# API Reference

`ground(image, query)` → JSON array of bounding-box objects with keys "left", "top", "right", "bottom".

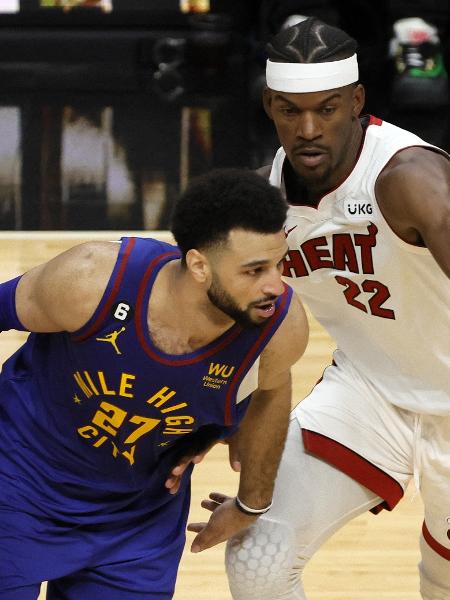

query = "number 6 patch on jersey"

[{"left": 112, "top": 301, "right": 134, "bottom": 323}]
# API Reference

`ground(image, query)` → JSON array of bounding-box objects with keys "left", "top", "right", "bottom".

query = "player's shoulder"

[
  {"left": 51, "top": 240, "right": 120, "bottom": 284},
  {"left": 59, "top": 239, "right": 121, "bottom": 264},
  {"left": 378, "top": 146, "right": 449, "bottom": 192},
  {"left": 48, "top": 240, "right": 121, "bottom": 302}
]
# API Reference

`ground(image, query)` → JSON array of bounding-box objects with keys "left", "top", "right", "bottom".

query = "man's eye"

[{"left": 280, "top": 107, "right": 296, "bottom": 116}]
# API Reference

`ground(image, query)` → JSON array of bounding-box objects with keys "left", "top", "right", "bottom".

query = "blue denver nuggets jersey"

[{"left": 0, "top": 237, "right": 292, "bottom": 526}]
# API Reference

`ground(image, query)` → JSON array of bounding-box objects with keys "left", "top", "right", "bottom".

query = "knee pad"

[{"left": 226, "top": 517, "right": 303, "bottom": 600}]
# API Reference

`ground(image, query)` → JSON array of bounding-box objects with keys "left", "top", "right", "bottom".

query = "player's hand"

[
  {"left": 187, "top": 492, "right": 257, "bottom": 553},
  {"left": 165, "top": 449, "right": 210, "bottom": 495}
]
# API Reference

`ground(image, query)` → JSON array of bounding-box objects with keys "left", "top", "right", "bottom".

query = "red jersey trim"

[
  {"left": 368, "top": 115, "right": 383, "bottom": 126},
  {"left": 136, "top": 253, "right": 243, "bottom": 366},
  {"left": 302, "top": 429, "right": 404, "bottom": 513},
  {"left": 224, "top": 284, "right": 291, "bottom": 425},
  {"left": 71, "top": 237, "right": 136, "bottom": 342},
  {"left": 422, "top": 522, "right": 450, "bottom": 561}
]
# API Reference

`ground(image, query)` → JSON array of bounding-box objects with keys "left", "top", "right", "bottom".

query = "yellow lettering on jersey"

[
  {"left": 74, "top": 372, "right": 94, "bottom": 398},
  {"left": 124, "top": 415, "right": 161, "bottom": 444},
  {"left": 92, "top": 401, "right": 127, "bottom": 436},
  {"left": 98, "top": 371, "right": 116, "bottom": 395},
  {"left": 122, "top": 445, "right": 136, "bottom": 465},
  {"left": 83, "top": 371, "right": 100, "bottom": 395},
  {"left": 93, "top": 435, "right": 108, "bottom": 448},
  {"left": 208, "top": 363, "right": 235, "bottom": 378},
  {"left": 163, "top": 427, "right": 194, "bottom": 435},
  {"left": 78, "top": 424, "right": 98, "bottom": 438},
  {"left": 119, "top": 373, "right": 135, "bottom": 398},
  {"left": 111, "top": 441, "right": 119, "bottom": 457},
  {"left": 164, "top": 416, "right": 195, "bottom": 426},
  {"left": 160, "top": 402, "right": 188, "bottom": 414},
  {"left": 146, "top": 386, "right": 177, "bottom": 407}
]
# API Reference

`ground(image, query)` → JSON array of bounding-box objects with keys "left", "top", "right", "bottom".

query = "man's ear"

[
  {"left": 185, "top": 249, "right": 210, "bottom": 283},
  {"left": 352, "top": 83, "right": 366, "bottom": 118},
  {"left": 262, "top": 87, "right": 274, "bottom": 121}
]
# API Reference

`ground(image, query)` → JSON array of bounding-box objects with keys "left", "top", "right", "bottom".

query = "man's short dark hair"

[
  {"left": 171, "top": 168, "right": 287, "bottom": 258},
  {"left": 267, "top": 17, "right": 358, "bottom": 63}
]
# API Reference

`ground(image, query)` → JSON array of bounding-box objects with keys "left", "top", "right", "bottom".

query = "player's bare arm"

[
  {"left": 235, "top": 291, "right": 308, "bottom": 507},
  {"left": 375, "top": 147, "right": 450, "bottom": 278},
  {"left": 15, "top": 241, "right": 120, "bottom": 332},
  {"left": 187, "top": 291, "right": 308, "bottom": 552}
]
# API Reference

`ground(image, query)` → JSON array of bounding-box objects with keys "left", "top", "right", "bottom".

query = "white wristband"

[{"left": 235, "top": 496, "right": 273, "bottom": 515}]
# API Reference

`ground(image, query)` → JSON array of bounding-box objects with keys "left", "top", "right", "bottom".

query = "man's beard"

[
  {"left": 207, "top": 275, "right": 265, "bottom": 329},
  {"left": 294, "top": 160, "right": 333, "bottom": 192}
]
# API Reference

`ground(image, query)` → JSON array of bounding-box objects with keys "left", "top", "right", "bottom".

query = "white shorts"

[{"left": 294, "top": 350, "right": 450, "bottom": 554}]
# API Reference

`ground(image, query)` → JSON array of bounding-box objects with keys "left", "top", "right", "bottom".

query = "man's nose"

[
  {"left": 261, "top": 269, "right": 285, "bottom": 297},
  {"left": 296, "top": 112, "right": 321, "bottom": 140}
]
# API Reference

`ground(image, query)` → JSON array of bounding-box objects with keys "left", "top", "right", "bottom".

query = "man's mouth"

[
  {"left": 293, "top": 146, "right": 327, "bottom": 168},
  {"left": 252, "top": 301, "right": 276, "bottom": 318}
]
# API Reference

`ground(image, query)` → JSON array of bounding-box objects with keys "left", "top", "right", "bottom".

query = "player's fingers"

[
  {"left": 168, "top": 481, "right": 181, "bottom": 495},
  {"left": 164, "top": 475, "right": 181, "bottom": 492},
  {"left": 200, "top": 499, "right": 221, "bottom": 511},
  {"left": 190, "top": 530, "right": 208, "bottom": 553},
  {"left": 170, "top": 461, "right": 189, "bottom": 477},
  {"left": 165, "top": 473, "right": 178, "bottom": 484},
  {"left": 191, "top": 451, "right": 207, "bottom": 465},
  {"left": 190, "top": 527, "right": 224, "bottom": 553},
  {"left": 209, "top": 492, "right": 231, "bottom": 504},
  {"left": 187, "top": 522, "right": 207, "bottom": 533},
  {"left": 164, "top": 472, "right": 180, "bottom": 485}
]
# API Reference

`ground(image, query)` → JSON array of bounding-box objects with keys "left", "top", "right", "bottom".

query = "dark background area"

[{"left": 0, "top": 0, "right": 448, "bottom": 231}]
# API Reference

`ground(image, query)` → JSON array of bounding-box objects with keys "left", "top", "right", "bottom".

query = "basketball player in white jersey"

[{"left": 195, "top": 17, "right": 450, "bottom": 600}]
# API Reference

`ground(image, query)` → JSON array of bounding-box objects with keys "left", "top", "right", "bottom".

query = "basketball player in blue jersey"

[
  {"left": 0, "top": 168, "right": 308, "bottom": 599},
  {"left": 209, "top": 18, "right": 450, "bottom": 600}
]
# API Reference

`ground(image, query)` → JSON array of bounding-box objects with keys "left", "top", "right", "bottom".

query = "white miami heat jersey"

[{"left": 270, "top": 116, "right": 450, "bottom": 415}]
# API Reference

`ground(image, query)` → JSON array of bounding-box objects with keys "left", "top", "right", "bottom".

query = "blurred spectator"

[
  {"left": 387, "top": 1, "right": 449, "bottom": 109},
  {"left": 255, "top": 1, "right": 449, "bottom": 110}
]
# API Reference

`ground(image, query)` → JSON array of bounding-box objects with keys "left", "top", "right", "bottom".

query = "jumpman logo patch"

[{"left": 96, "top": 327, "right": 126, "bottom": 355}]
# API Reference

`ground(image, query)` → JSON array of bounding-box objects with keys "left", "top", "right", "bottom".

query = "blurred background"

[{"left": 0, "top": 0, "right": 448, "bottom": 232}]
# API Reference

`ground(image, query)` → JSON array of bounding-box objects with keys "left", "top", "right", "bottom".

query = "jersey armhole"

[{"left": 70, "top": 237, "right": 136, "bottom": 342}]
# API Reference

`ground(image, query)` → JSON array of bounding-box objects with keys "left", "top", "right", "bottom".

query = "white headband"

[{"left": 266, "top": 54, "right": 359, "bottom": 93}]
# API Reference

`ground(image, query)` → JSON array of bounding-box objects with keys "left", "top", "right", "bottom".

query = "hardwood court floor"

[{"left": 0, "top": 234, "right": 422, "bottom": 600}]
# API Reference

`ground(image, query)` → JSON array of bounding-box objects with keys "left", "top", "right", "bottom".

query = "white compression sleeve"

[{"left": 226, "top": 417, "right": 381, "bottom": 600}]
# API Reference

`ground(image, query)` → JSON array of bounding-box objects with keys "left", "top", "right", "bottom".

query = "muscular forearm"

[
  {"left": 236, "top": 375, "right": 292, "bottom": 508},
  {"left": 186, "top": 382, "right": 292, "bottom": 554}
]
